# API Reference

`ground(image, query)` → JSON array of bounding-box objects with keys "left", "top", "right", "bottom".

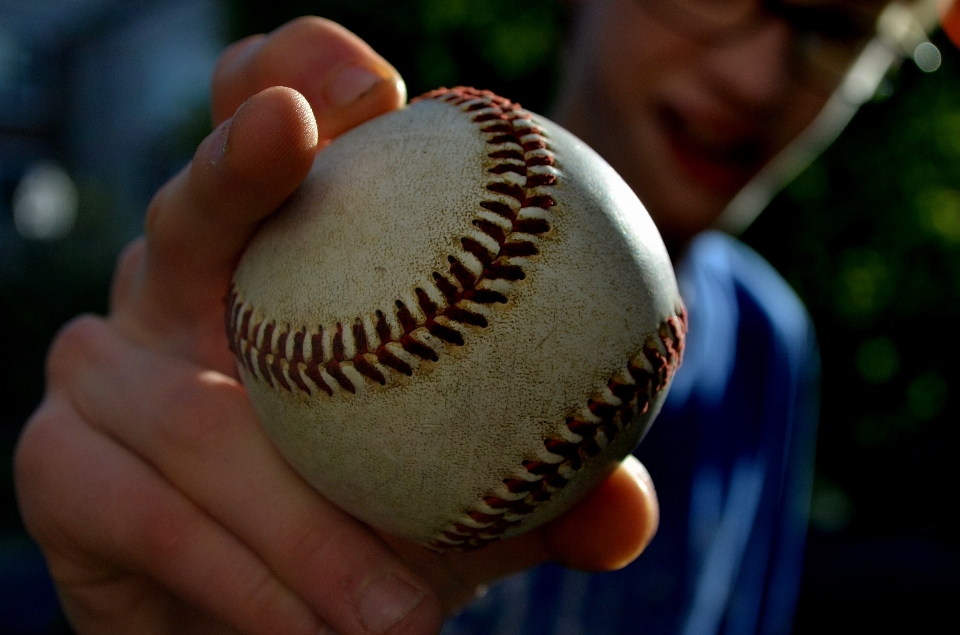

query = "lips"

[{"left": 657, "top": 103, "right": 768, "bottom": 195}]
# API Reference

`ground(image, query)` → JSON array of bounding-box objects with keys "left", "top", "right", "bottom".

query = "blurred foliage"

[
  {"left": 227, "top": 0, "right": 569, "bottom": 114},
  {"left": 742, "top": 30, "right": 960, "bottom": 546}
]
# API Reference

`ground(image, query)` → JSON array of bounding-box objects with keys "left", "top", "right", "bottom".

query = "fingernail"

[
  {"left": 356, "top": 574, "right": 426, "bottom": 634},
  {"left": 326, "top": 65, "right": 385, "bottom": 107},
  {"left": 623, "top": 455, "right": 654, "bottom": 494}
]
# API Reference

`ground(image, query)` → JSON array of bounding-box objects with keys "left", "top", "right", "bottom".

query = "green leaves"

[
  {"left": 834, "top": 248, "right": 899, "bottom": 328},
  {"left": 855, "top": 336, "right": 900, "bottom": 385},
  {"left": 743, "top": 31, "right": 960, "bottom": 539},
  {"left": 919, "top": 186, "right": 960, "bottom": 242}
]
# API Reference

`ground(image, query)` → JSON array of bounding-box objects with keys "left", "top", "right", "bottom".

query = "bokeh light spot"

[
  {"left": 810, "top": 482, "right": 854, "bottom": 533},
  {"left": 906, "top": 370, "right": 948, "bottom": 421},
  {"left": 920, "top": 187, "right": 960, "bottom": 242},
  {"left": 12, "top": 162, "right": 79, "bottom": 241},
  {"left": 855, "top": 336, "right": 900, "bottom": 384},
  {"left": 834, "top": 249, "right": 897, "bottom": 325},
  {"left": 914, "top": 42, "right": 942, "bottom": 72}
]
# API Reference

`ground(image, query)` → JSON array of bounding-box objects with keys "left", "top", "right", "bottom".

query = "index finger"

[
  {"left": 110, "top": 86, "right": 319, "bottom": 369},
  {"left": 211, "top": 17, "right": 406, "bottom": 136},
  {"left": 112, "top": 21, "right": 406, "bottom": 367}
]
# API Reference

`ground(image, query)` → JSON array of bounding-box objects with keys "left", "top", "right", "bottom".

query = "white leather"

[{"left": 229, "top": 88, "right": 684, "bottom": 548}]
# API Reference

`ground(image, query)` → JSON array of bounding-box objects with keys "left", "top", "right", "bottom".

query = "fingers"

[
  {"left": 543, "top": 455, "right": 659, "bottom": 571},
  {"left": 377, "top": 456, "right": 659, "bottom": 612},
  {"left": 456, "top": 456, "right": 658, "bottom": 577},
  {"left": 51, "top": 315, "right": 444, "bottom": 635},
  {"left": 115, "top": 16, "right": 408, "bottom": 368},
  {"left": 16, "top": 394, "right": 321, "bottom": 635},
  {"left": 26, "top": 312, "right": 657, "bottom": 626},
  {"left": 211, "top": 17, "right": 406, "bottom": 138},
  {"left": 111, "top": 86, "right": 318, "bottom": 369}
]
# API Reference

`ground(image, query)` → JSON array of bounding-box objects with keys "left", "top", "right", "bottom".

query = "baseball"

[{"left": 227, "top": 87, "right": 686, "bottom": 550}]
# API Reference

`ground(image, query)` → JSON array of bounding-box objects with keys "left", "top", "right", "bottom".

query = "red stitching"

[
  {"left": 430, "top": 306, "right": 686, "bottom": 551},
  {"left": 227, "top": 87, "right": 555, "bottom": 400},
  {"left": 226, "top": 87, "right": 687, "bottom": 549}
]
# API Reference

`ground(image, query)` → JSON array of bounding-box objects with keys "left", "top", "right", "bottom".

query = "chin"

[{"left": 638, "top": 168, "right": 733, "bottom": 250}]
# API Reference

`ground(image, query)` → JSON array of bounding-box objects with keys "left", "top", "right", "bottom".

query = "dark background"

[{"left": 1, "top": 0, "right": 958, "bottom": 632}]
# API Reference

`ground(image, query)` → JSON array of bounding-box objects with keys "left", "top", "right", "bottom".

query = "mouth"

[{"left": 657, "top": 104, "right": 767, "bottom": 195}]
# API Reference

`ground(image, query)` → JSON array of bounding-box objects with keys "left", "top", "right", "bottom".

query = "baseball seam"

[
  {"left": 226, "top": 86, "right": 687, "bottom": 549},
  {"left": 431, "top": 308, "right": 685, "bottom": 550},
  {"left": 227, "top": 87, "right": 554, "bottom": 397}
]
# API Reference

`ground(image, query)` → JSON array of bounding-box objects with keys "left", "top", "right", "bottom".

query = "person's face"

[{"left": 556, "top": 0, "right": 888, "bottom": 249}]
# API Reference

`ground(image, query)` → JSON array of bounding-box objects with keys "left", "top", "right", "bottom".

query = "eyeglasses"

[{"left": 639, "top": 0, "right": 888, "bottom": 90}]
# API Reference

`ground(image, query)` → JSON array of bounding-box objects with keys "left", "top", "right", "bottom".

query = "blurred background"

[{"left": 0, "top": 0, "right": 957, "bottom": 633}]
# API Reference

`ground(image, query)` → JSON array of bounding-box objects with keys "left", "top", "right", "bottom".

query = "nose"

[{"left": 698, "top": 19, "right": 795, "bottom": 110}]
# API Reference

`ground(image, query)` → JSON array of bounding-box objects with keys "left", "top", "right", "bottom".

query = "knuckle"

[
  {"left": 13, "top": 408, "right": 56, "bottom": 514},
  {"left": 134, "top": 491, "right": 203, "bottom": 563},
  {"left": 115, "top": 235, "right": 146, "bottom": 273},
  {"left": 134, "top": 495, "right": 316, "bottom": 635},
  {"left": 14, "top": 398, "right": 81, "bottom": 538},
  {"left": 143, "top": 169, "right": 194, "bottom": 256},
  {"left": 144, "top": 179, "right": 167, "bottom": 234},
  {"left": 284, "top": 519, "right": 349, "bottom": 579},
  {"left": 143, "top": 176, "right": 179, "bottom": 242},
  {"left": 46, "top": 315, "right": 112, "bottom": 383},
  {"left": 274, "top": 15, "right": 340, "bottom": 42},
  {"left": 232, "top": 571, "right": 312, "bottom": 635},
  {"left": 257, "top": 17, "right": 360, "bottom": 81},
  {"left": 276, "top": 510, "right": 376, "bottom": 593},
  {"left": 283, "top": 519, "right": 442, "bottom": 630},
  {"left": 110, "top": 237, "right": 146, "bottom": 307}
]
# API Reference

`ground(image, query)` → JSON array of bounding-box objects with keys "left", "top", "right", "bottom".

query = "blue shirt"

[{"left": 443, "top": 231, "right": 820, "bottom": 635}]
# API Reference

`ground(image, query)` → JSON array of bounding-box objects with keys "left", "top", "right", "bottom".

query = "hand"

[{"left": 14, "top": 17, "right": 659, "bottom": 635}]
